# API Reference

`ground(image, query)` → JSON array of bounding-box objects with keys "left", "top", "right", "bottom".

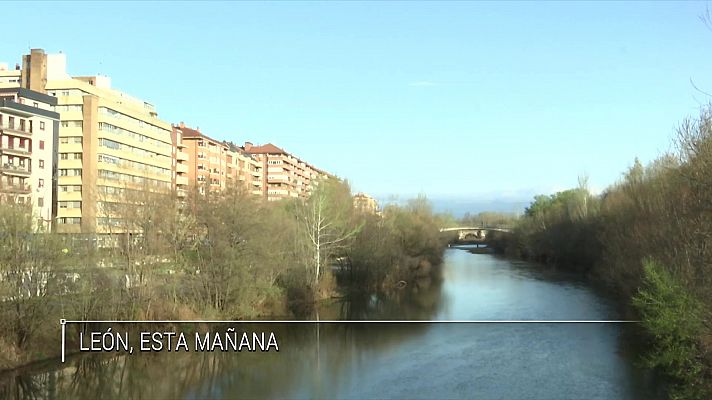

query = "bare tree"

[
  {"left": 0, "top": 201, "right": 63, "bottom": 350},
  {"left": 295, "top": 178, "right": 361, "bottom": 286}
]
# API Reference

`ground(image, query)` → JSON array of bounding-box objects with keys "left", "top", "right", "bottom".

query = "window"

[
  {"left": 40, "top": 121, "right": 45, "bottom": 130},
  {"left": 39, "top": 160, "right": 44, "bottom": 169},
  {"left": 38, "top": 179, "right": 44, "bottom": 188},
  {"left": 61, "top": 152, "right": 82, "bottom": 160},
  {"left": 33, "top": 102, "right": 38, "bottom": 108},
  {"left": 59, "top": 169, "right": 82, "bottom": 177},
  {"left": 39, "top": 140, "right": 45, "bottom": 150},
  {"left": 60, "top": 185, "right": 82, "bottom": 193},
  {"left": 59, "top": 137, "right": 82, "bottom": 144},
  {"left": 57, "top": 105, "right": 83, "bottom": 112},
  {"left": 61, "top": 121, "right": 82, "bottom": 128},
  {"left": 37, "top": 197, "right": 44, "bottom": 207}
]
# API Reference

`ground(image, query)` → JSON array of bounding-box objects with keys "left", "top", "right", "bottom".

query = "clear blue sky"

[{"left": 4, "top": 1, "right": 712, "bottom": 206}]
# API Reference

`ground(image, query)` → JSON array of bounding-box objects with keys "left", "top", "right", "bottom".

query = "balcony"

[
  {"left": 0, "top": 163, "right": 31, "bottom": 177},
  {"left": 176, "top": 176, "right": 189, "bottom": 186},
  {"left": 0, "top": 125, "right": 32, "bottom": 139},
  {"left": 0, "top": 183, "right": 31, "bottom": 194},
  {"left": 177, "top": 151, "right": 188, "bottom": 161},
  {"left": 267, "top": 175, "right": 290, "bottom": 183},
  {"left": 176, "top": 163, "right": 188, "bottom": 173},
  {"left": 176, "top": 188, "right": 188, "bottom": 197},
  {"left": 0, "top": 144, "right": 31, "bottom": 157}
]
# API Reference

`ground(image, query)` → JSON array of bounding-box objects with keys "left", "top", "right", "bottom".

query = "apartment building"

[
  {"left": 353, "top": 192, "right": 379, "bottom": 214},
  {"left": 0, "top": 63, "right": 21, "bottom": 88},
  {"left": 177, "top": 123, "right": 229, "bottom": 195},
  {"left": 5, "top": 49, "right": 332, "bottom": 231},
  {"left": 17, "top": 49, "right": 174, "bottom": 235},
  {"left": 170, "top": 126, "right": 190, "bottom": 199},
  {"left": 224, "top": 141, "right": 262, "bottom": 195},
  {"left": 245, "top": 142, "right": 326, "bottom": 201},
  {"left": 0, "top": 87, "right": 60, "bottom": 230}
]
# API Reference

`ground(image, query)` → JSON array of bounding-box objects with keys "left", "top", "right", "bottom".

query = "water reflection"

[{"left": 0, "top": 249, "right": 660, "bottom": 399}]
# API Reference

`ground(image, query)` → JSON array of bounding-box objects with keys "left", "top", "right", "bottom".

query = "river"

[{"left": 0, "top": 249, "right": 661, "bottom": 399}]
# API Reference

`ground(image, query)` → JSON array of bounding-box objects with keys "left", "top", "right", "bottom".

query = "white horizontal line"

[{"left": 62, "top": 320, "right": 639, "bottom": 324}]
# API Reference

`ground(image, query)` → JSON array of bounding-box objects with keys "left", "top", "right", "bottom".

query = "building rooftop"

[
  {"left": 174, "top": 122, "right": 228, "bottom": 147},
  {"left": 246, "top": 143, "right": 286, "bottom": 154}
]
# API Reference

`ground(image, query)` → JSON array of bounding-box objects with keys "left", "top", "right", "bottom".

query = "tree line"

[
  {"left": 497, "top": 105, "right": 712, "bottom": 399},
  {"left": 0, "top": 177, "right": 448, "bottom": 369}
]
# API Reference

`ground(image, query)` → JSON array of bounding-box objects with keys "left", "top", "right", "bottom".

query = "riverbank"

[
  {"left": 485, "top": 138, "right": 712, "bottom": 399},
  {"left": 492, "top": 227, "right": 708, "bottom": 400},
  {"left": 0, "top": 189, "right": 449, "bottom": 371},
  {"left": 0, "top": 249, "right": 661, "bottom": 399}
]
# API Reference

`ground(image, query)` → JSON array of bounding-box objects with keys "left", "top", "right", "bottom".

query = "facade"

[
  {"left": 2, "top": 48, "right": 334, "bottom": 236},
  {"left": 175, "top": 123, "right": 266, "bottom": 196},
  {"left": 245, "top": 142, "right": 326, "bottom": 201},
  {"left": 170, "top": 126, "right": 190, "bottom": 199},
  {"left": 18, "top": 49, "right": 174, "bottom": 234},
  {"left": 224, "top": 141, "right": 262, "bottom": 195},
  {"left": 0, "top": 87, "right": 60, "bottom": 230},
  {"left": 0, "top": 63, "right": 21, "bottom": 89},
  {"left": 353, "top": 192, "right": 379, "bottom": 214},
  {"left": 177, "top": 123, "right": 229, "bottom": 195}
]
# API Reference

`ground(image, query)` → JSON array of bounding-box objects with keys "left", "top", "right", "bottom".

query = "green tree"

[{"left": 633, "top": 260, "right": 709, "bottom": 400}]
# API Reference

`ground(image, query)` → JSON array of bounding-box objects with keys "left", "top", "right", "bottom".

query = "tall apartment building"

[
  {"left": 0, "top": 86, "right": 60, "bottom": 230},
  {"left": 176, "top": 123, "right": 229, "bottom": 195},
  {"left": 17, "top": 49, "right": 174, "bottom": 235},
  {"left": 176, "top": 123, "right": 267, "bottom": 196},
  {"left": 170, "top": 126, "right": 190, "bottom": 199},
  {"left": 224, "top": 141, "right": 262, "bottom": 195},
  {"left": 245, "top": 142, "right": 326, "bottom": 201}
]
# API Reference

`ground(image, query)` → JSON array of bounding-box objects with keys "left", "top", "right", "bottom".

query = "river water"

[{"left": 0, "top": 249, "right": 660, "bottom": 399}]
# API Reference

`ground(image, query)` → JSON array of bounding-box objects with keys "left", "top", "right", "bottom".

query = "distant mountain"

[
  {"left": 374, "top": 195, "right": 531, "bottom": 218},
  {"left": 429, "top": 198, "right": 529, "bottom": 218}
]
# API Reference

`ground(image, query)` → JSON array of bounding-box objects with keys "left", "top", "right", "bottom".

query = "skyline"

[{"left": 3, "top": 1, "right": 712, "bottom": 208}]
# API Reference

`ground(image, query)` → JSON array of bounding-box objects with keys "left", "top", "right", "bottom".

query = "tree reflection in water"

[{"left": 0, "top": 277, "right": 444, "bottom": 399}]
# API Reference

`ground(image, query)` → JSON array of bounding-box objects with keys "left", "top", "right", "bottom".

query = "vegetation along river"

[{"left": 0, "top": 248, "right": 662, "bottom": 399}]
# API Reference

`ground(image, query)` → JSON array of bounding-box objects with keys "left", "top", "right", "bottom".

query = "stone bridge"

[{"left": 439, "top": 226, "right": 512, "bottom": 241}]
